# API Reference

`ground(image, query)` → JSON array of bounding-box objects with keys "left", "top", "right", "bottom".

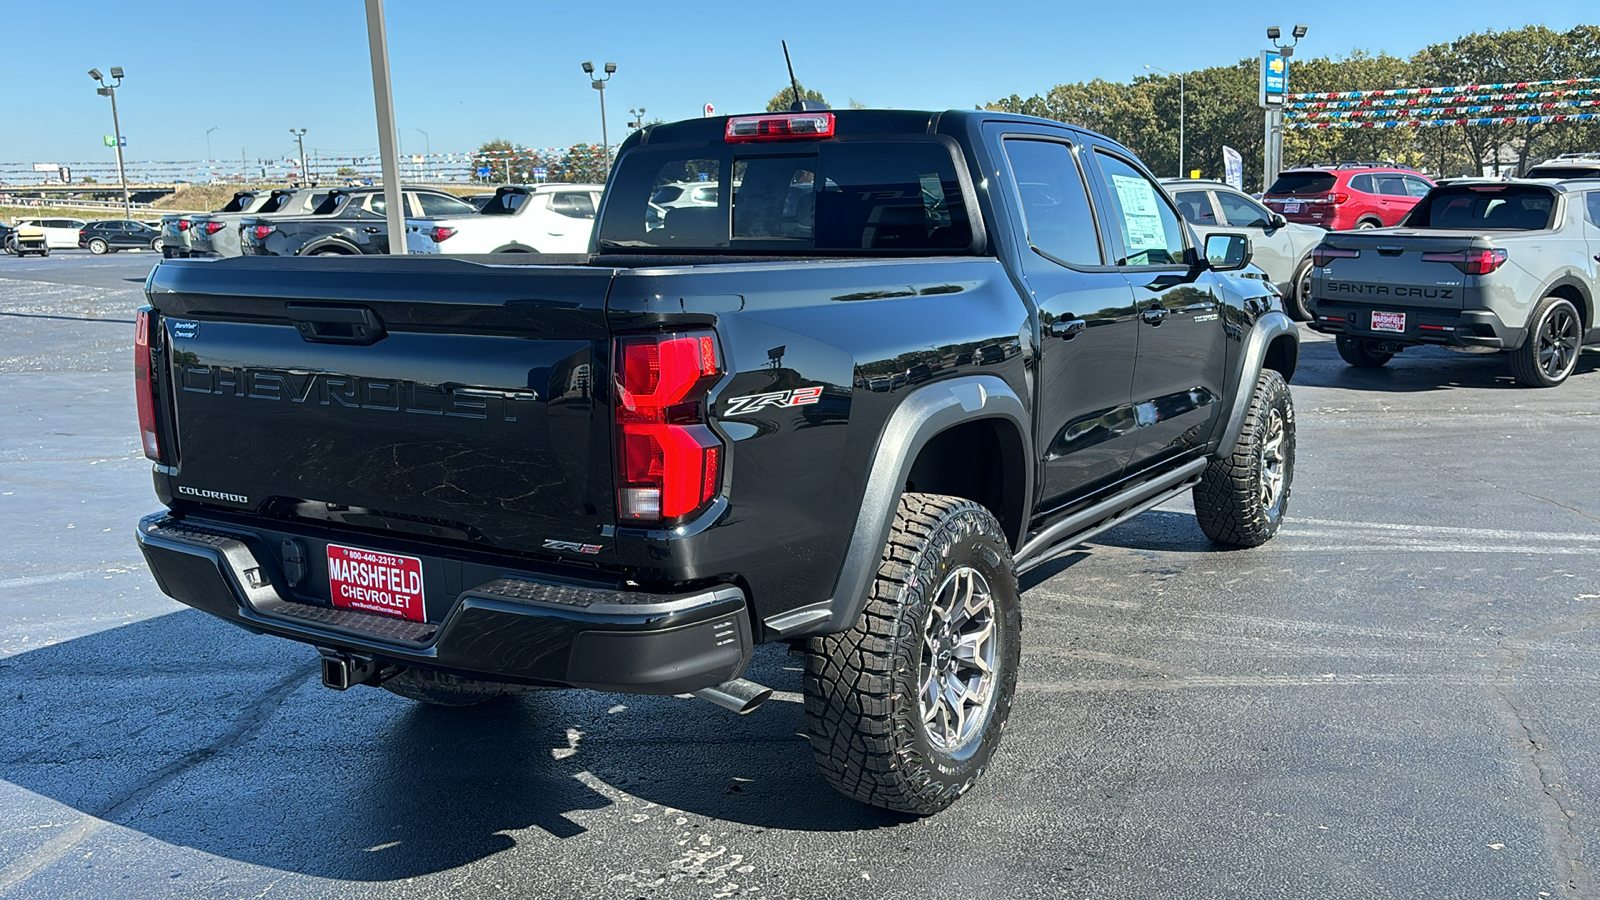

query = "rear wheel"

[
  {"left": 1355, "top": 219, "right": 1381, "bottom": 230},
  {"left": 1286, "top": 258, "right": 1314, "bottom": 321},
  {"left": 88, "top": 238, "right": 109, "bottom": 255},
  {"left": 1194, "top": 369, "right": 1295, "bottom": 548},
  {"left": 1510, "top": 295, "right": 1582, "bottom": 387},
  {"left": 151, "top": 238, "right": 164, "bottom": 252},
  {"left": 381, "top": 668, "right": 512, "bottom": 706},
  {"left": 804, "top": 493, "right": 1021, "bottom": 816},
  {"left": 1336, "top": 334, "right": 1393, "bottom": 368}
]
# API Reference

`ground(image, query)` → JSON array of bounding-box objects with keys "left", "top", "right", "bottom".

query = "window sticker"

[{"left": 1110, "top": 174, "right": 1168, "bottom": 255}]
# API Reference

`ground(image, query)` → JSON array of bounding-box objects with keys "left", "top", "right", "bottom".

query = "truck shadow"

[
  {"left": 1290, "top": 338, "right": 1600, "bottom": 392},
  {"left": 0, "top": 609, "right": 900, "bottom": 883}
]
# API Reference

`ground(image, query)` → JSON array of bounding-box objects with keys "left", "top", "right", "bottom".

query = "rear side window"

[
  {"left": 550, "top": 192, "right": 597, "bottom": 219},
  {"left": 417, "top": 193, "right": 475, "bottom": 216},
  {"left": 1374, "top": 175, "right": 1409, "bottom": 196},
  {"left": 1094, "top": 151, "right": 1186, "bottom": 267},
  {"left": 599, "top": 140, "right": 973, "bottom": 254},
  {"left": 311, "top": 193, "right": 348, "bottom": 215},
  {"left": 1269, "top": 171, "right": 1336, "bottom": 195},
  {"left": 1405, "top": 185, "right": 1556, "bottom": 230},
  {"left": 1588, "top": 192, "right": 1600, "bottom": 227},
  {"left": 1003, "top": 139, "right": 1102, "bottom": 266},
  {"left": 1172, "top": 190, "right": 1218, "bottom": 225},
  {"left": 219, "top": 193, "right": 255, "bottom": 213}
]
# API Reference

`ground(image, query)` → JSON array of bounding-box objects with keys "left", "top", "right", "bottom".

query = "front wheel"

[
  {"left": 1194, "top": 369, "right": 1295, "bottom": 548},
  {"left": 804, "top": 493, "right": 1021, "bottom": 816},
  {"left": 88, "top": 238, "right": 109, "bottom": 255},
  {"left": 1336, "top": 334, "right": 1393, "bottom": 368},
  {"left": 1510, "top": 295, "right": 1582, "bottom": 387}
]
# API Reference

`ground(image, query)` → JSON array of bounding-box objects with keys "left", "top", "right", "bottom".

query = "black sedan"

[{"left": 78, "top": 219, "right": 164, "bottom": 254}]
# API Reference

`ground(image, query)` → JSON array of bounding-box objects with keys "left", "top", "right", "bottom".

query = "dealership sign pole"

[{"left": 1259, "top": 50, "right": 1287, "bottom": 192}]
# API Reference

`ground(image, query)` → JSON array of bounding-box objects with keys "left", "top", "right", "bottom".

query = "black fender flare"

[
  {"left": 491, "top": 243, "right": 537, "bottom": 254},
  {"left": 1214, "top": 310, "right": 1298, "bottom": 460},
  {"left": 763, "top": 375, "right": 1032, "bottom": 638}
]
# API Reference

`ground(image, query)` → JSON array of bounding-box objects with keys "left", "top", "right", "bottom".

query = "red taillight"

[
  {"left": 134, "top": 308, "right": 161, "bottom": 461},
  {"left": 202, "top": 221, "right": 226, "bottom": 235},
  {"left": 614, "top": 332, "right": 723, "bottom": 524},
  {"left": 177, "top": 219, "right": 191, "bottom": 232},
  {"left": 725, "top": 112, "right": 836, "bottom": 143},
  {"left": 1312, "top": 244, "right": 1360, "bottom": 267},
  {"left": 1331, "top": 192, "right": 1351, "bottom": 205},
  {"left": 429, "top": 226, "right": 456, "bottom": 243},
  {"left": 79, "top": 229, "right": 87, "bottom": 239},
  {"left": 1421, "top": 248, "right": 1507, "bottom": 275},
  {"left": 251, "top": 224, "right": 275, "bottom": 240}
]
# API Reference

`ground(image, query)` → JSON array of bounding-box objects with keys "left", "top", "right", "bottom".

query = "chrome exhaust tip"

[{"left": 693, "top": 678, "right": 773, "bottom": 715}]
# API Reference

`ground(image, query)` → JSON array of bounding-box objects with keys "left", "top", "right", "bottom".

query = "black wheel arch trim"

[
  {"left": 763, "top": 375, "right": 1032, "bottom": 639},
  {"left": 1533, "top": 272, "right": 1593, "bottom": 330},
  {"left": 1215, "top": 310, "right": 1298, "bottom": 461},
  {"left": 300, "top": 238, "right": 362, "bottom": 256}
]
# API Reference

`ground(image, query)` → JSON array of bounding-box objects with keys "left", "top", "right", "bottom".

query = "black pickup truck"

[{"left": 135, "top": 108, "right": 1299, "bottom": 815}]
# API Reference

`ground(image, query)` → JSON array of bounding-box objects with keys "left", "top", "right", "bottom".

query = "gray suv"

[
  {"left": 1164, "top": 178, "right": 1327, "bottom": 320},
  {"left": 1308, "top": 179, "right": 1600, "bottom": 387}
]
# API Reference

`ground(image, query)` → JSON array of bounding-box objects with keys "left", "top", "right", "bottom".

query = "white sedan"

[{"left": 405, "top": 184, "right": 604, "bottom": 255}]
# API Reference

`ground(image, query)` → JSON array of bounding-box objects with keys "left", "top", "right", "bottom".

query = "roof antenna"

[{"left": 782, "top": 41, "right": 827, "bottom": 112}]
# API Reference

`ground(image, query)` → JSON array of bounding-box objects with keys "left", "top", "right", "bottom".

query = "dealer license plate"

[
  {"left": 1371, "top": 311, "right": 1406, "bottom": 333},
  {"left": 327, "top": 543, "right": 426, "bottom": 622},
  {"left": 1283, "top": 201, "right": 1302, "bottom": 213}
]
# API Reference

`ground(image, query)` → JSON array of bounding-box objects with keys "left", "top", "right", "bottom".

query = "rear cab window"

[
  {"left": 219, "top": 193, "right": 256, "bottom": 213},
  {"left": 1403, "top": 184, "right": 1556, "bottom": 230},
  {"left": 598, "top": 138, "right": 975, "bottom": 255}
]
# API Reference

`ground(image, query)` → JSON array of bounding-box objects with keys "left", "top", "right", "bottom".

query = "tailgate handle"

[
  {"left": 1377, "top": 246, "right": 1404, "bottom": 256},
  {"left": 286, "top": 303, "right": 387, "bottom": 345}
]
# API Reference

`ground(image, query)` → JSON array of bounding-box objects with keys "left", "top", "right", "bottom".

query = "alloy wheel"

[
  {"left": 919, "top": 566, "right": 999, "bottom": 752},
  {"left": 1259, "top": 407, "right": 1287, "bottom": 512},
  {"left": 1538, "top": 306, "right": 1580, "bottom": 379}
]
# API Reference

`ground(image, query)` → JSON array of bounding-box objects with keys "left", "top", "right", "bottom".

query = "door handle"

[
  {"left": 1141, "top": 306, "right": 1168, "bottom": 326},
  {"left": 363, "top": 227, "right": 381, "bottom": 234},
  {"left": 1049, "top": 318, "right": 1087, "bottom": 340}
]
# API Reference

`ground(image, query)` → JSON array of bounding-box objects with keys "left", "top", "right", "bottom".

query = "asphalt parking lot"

[{"left": 2, "top": 251, "right": 1599, "bottom": 899}]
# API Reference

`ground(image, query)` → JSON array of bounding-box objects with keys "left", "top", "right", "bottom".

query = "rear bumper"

[
  {"left": 136, "top": 512, "right": 754, "bottom": 694},
  {"left": 1307, "top": 301, "right": 1522, "bottom": 350}
]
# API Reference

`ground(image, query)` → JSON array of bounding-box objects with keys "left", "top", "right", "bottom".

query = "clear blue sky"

[{"left": 1, "top": 0, "right": 1591, "bottom": 164}]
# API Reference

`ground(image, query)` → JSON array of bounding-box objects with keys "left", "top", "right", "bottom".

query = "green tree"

[{"left": 766, "top": 83, "right": 828, "bottom": 112}]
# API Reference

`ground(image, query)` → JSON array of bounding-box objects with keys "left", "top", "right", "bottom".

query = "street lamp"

[
  {"left": 1144, "top": 64, "right": 1185, "bottom": 179},
  {"left": 87, "top": 67, "right": 132, "bottom": 218},
  {"left": 206, "top": 126, "right": 218, "bottom": 161},
  {"left": 628, "top": 107, "right": 647, "bottom": 130},
  {"left": 1267, "top": 23, "right": 1309, "bottom": 58},
  {"left": 582, "top": 60, "right": 617, "bottom": 171},
  {"left": 415, "top": 128, "right": 430, "bottom": 180},
  {"left": 289, "top": 128, "right": 308, "bottom": 184}
]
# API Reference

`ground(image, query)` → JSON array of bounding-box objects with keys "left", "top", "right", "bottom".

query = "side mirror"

[
  {"left": 1269, "top": 212, "right": 1287, "bottom": 228},
  {"left": 1204, "top": 233, "right": 1252, "bottom": 271}
]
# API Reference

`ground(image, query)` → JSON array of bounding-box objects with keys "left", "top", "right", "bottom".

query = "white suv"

[
  {"left": 405, "top": 184, "right": 604, "bottom": 255},
  {"left": 14, "top": 217, "right": 88, "bottom": 249}
]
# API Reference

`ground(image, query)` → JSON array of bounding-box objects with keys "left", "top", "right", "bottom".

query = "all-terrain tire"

[
  {"left": 381, "top": 668, "right": 511, "bottom": 706},
  {"left": 1336, "top": 334, "right": 1393, "bottom": 368},
  {"left": 1286, "top": 258, "right": 1314, "bottom": 321},
  {"left": 1194, "top": 369, "right": 1295, "bottom": 548},
  {"left": 803, "top": 493, "right": 1022, "bottom": 816},
  {"left": 1509, "top": 295, "right": 1582, "bottom": 388}
]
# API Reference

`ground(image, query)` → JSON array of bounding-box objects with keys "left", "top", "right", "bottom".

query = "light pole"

[
  {"left": 289, "top": 128, "right": 307, "bottom": 184},
  {"left": 1144, "top": 65, "right": 1185, "bottom": 178},
  {"left": 415, "top": 128, "right": 429, "bottom": 180},
  {"left": 206, "top": 126, "right": 218, "bottom": 161},
  {"left": 87, "top": 67, "right": 131, "bottom": 218},
  {"left": 628, "top": 107, "right": 647, "bottom": 130},
  {"left": 582, "top": 61, "right": 616, "bottom": 172},
  {"left": 1263, "top": 24, "right": 1309, "bottom": 190}
]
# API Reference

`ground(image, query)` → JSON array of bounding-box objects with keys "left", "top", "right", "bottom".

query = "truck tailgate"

[
  {"left": 1313, "top": 230, "right": 1491, "bottom": 311},
  {"left": 148, "top": 256, "right": 616, "bottom": 556}
]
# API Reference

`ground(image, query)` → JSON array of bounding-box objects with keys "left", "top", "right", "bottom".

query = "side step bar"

[{"left": 1014, "top": 458, "right": 1208, "bottom": 575}]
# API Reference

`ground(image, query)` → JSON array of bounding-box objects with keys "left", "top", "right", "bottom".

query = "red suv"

[{"left": 1263, "top": 164, "right": 1435, "bottom": 231}]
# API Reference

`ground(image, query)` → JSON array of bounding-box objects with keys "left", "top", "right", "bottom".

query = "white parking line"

[{"left": 0, "top": 571, "right": 98, "bottom": 590}]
